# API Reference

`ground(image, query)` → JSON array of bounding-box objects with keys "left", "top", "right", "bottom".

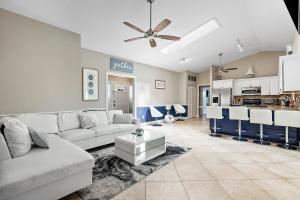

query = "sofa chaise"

[{"left": 0, "top": 109, "right": 138, "bottom": 200}]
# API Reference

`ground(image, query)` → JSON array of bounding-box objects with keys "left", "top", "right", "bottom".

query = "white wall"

[{"left": 81, "top": 48, "right": 180, "bottom": 108}]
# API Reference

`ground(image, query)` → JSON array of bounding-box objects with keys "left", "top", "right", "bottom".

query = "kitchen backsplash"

[{"left": 233, "top": 93, "right": 300, "bottom": 106}]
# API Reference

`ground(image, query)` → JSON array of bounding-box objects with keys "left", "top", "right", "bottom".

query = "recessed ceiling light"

[
  {"left": 237, "top": 39, "right": 244, "bottom": 52},
  {"left": 161, "top": 18, "right": 221, "bottom": 54}
]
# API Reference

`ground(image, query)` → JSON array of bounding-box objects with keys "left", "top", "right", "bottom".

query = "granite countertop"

[{"left": 223, "top": 105, "right": 300, "bottom": 111}]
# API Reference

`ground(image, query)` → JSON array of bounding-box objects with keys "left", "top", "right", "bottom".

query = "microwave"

[{"left": 241, "top": 87, "right": 261, "bottom": 96}]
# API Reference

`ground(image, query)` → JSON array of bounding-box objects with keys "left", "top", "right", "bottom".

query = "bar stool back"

[
  {"left": 250, "top": 109, "right": 272, "bottom": 145},
  {"left": 149, "top": 106, "right": 163, "bottom": 126},
  {"left": 229, "top": 107, "right": 249, "bottom": 141},
  {"left": 274, "top": 110, "right": 300, "bottom": 150},
  {"left": 207, "top": 106, "right": 223, "bottom": 137}
]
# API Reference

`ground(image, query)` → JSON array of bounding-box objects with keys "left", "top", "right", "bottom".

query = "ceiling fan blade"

[
  {"left": 225, "top": 67, "right": 238, "bottom": 71},
  {"left": 124, "top": 37, "right": 144, "bottom": 42},
  {"left": 157, "top": 35, "right": 181, "bottom": 41},
  {"left": 123, "top": 22, "right": 145, "bottom": 33},
  {"left": 149, "top": 39, "right": 156, "bottom": 48},
  {"left": 154, "top": 19, "right": 171, "bottom": 32}
]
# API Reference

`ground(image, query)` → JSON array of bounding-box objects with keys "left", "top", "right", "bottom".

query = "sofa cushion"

[
  {"left": 15, "top": 113, "right": 58, "bottom": 134},
  {"left": 86, "top": 110, "right": 108, "bottom": 125},
  {"left": 29, "top": 127, "right": 50, "bottom": 148},
  {"left": 107, "top": 110, "right": 123, "bottom": 124},
  {"left": 58, "top": 129, "right": 96, "bottom": 142},
  {"left": 79, "top": 113, "right": 99, "bottom": 129},
  {"left": 0, "top": 134, "right": 12, "bottom": 161},
  {"left": 118, "top": 124, "right": 137, "bottom": 132},
  {"left": 113, "top": 113, "right": 133, "bottom": 124},
  {"left": 58, "top": 111, "right": 82, "bottom": 131},
  {"left": 91, "top": 124, "right": 120, "bottom": 137},
  {"left": 0, "top": 134, "right": 94, "bottom": 200},
  {"left": 0, "top": 117, "right": 32, "bottom": 158}
]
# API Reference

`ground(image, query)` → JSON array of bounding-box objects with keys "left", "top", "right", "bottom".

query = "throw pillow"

[
  {"left": 0, "top": 117, "right": 32, "bottom": 158},
  {"left": 113, "top": 114, "right": 133, "bottom": 124},
  {"left": 79, "top": 113, "right": 99, "bottom": 129},
  {"left": 29, "top": 127, "right": 50, "bottom": 148},
  {"left": 107, "top": 110, "right": 123, "bottom": 124}
]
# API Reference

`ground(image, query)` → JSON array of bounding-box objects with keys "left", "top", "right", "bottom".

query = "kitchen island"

[{"left": 210, "top": 107, "right": 300, "bottom": 145}]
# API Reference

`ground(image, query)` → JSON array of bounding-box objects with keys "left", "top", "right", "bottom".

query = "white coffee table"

[{"left": 115, "top": 131, "right": 166, "bottom": 166}]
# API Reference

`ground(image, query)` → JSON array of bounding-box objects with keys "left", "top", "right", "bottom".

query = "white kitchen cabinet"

[
  {"left": 279, "top": 55, "right": 300, "bottom": 92},
  {"left": 232, "top": 76, "right": 279, "bottom": 96},
  {"left": 250, "top": 78, "right": 261, "bottom": 87},
  {"left": 241, "top": 79, "right": 251, "bottom": 88},
  {"left": 233, "top": 80, "right": 242, "bottom": 96},
  {"left": 269, "top": 76, "right": 279, "bottom": 95},
  {"left": 241, "top": 78, "right": 260, "bottom": 88},
  {"left": 260, "top": 78, "right": 270, "bottom": 95},
  {"left": 256, "top": 76, "right": 279, "bottom": 96},
  {"left": 213, "top": 79, "right": 233, "bottom": 89}
]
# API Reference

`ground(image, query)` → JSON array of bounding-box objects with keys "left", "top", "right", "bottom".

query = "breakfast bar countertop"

[{"left": 223, "top": 105, "right": 300, "bottom": 111}]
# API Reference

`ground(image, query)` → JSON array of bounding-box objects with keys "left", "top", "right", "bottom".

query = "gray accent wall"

[
  {"left": 0, "top": 9, "right": 82, "bottom": 114},
  {"left": 0, "top": 8, "right": 180, "bottom": 114}
]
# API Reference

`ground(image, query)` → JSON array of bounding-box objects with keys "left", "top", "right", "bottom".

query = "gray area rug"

[{"left": 78, "top": 143, "right": 191, "bottom": 200}]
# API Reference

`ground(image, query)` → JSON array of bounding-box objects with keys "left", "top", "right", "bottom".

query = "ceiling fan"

[
  {"left": 213, "top": 53, "right": 238, "bottom": 73},
  {"left": 123, "top": 0, "right": 181, "bottom": 48}
]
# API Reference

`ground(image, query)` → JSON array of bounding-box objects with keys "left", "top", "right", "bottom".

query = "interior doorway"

[
  {"left": 199, "top": 86, "right": 210, "bottom": 116},
  {"left": 187, "top": 85, "right": 197, "bottom": 117},
  {"left": 106, "top": 73, "right": 135, "bottom": 114}
]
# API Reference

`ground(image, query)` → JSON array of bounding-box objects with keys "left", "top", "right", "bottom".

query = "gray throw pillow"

[
  {"left": 29, "top": 127, "right": 50, "bottom": 148},
  {"left": 113, "top": 114, "right": 133, "bottom": 124},
  {"left": 79, "top": 113, "right": 99, "bottom": 129},
  {"left": 0, "top": 117, "right": 32, "bottom": 158}
]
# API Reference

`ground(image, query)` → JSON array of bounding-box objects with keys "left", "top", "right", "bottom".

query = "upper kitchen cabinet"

[
  {"left": 240, "top": 78, "right": 261, "bottom": 88},
  {"left": 260, "top": 78, "right": 269, "bottom": 95},
  {"left": 261, "top": 76, "right": 279, "bottom": 95},
  {"left": 233, "top": 80, "right": 242, "bottom": 96},
  {"left": 269, "top": 77, "right": 279, "bottom": 95},
  {"left": 233, "top": 76, "right": 279, "bottom": 96},
  {"left": 279, "top": 55, "right": 300, "bottom": 93},
  {"left": 212, "top": 79, "right": 233, "bottom": 89}
]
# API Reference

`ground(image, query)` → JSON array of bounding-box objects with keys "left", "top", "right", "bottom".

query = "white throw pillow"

[
  {"left": 113, "top": 114, "right": 133, "bottom": 124},
  {"left": 58, "top": 111, "right": 82, "bottom": 131},
  {"left": 0, "top": 117, "right": 32, "bottom": 158},
  {"left": 86, "top": 110, "right": 108, "bottom": 125},
  {"left": 79, "top": 113, "right": 99, "bottom": 129},
  {"left": 107, "top": 110, "right": 123, "bottom": 124},
  {"left": 29, "top": 127, "right": 50, "bottom": 148}
]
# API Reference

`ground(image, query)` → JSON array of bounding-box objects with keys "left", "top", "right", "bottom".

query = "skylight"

[{"left": 161, "top": 18, "right": 221, "bottom": 54}]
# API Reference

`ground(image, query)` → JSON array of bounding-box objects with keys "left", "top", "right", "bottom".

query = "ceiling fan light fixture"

[{"left": 161, "top": 18, "right": 221, "bottom": 54}]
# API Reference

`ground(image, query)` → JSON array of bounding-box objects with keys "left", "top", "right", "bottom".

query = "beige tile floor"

[{"left": 62, "top": 118, "right": 300, "bottom": 200}]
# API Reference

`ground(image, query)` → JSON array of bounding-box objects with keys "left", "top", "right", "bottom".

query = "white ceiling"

[{"left": 0, "top": 0, "right": 296, "bottom": 72}]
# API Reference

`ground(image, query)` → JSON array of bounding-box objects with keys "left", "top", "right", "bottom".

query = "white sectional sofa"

[{"left": 0, "top": 109, "right": 138, "bottom": 200}]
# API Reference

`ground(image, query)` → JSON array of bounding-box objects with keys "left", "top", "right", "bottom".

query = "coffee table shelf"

[{"left": 115, "top": 131, "right": 166, "bottom": 166}]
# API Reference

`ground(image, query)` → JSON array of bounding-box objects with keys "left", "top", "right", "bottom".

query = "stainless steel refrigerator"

[{"left": 212, "top": 88, "right": 232, "bottom": 106}]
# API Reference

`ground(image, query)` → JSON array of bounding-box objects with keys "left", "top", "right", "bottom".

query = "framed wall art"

[
  {"left": 82, "top": 68, "right": 99, "bottom": 101},
  {"left": 155, "top": 80, "right": 166, "bottom": 89}
]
